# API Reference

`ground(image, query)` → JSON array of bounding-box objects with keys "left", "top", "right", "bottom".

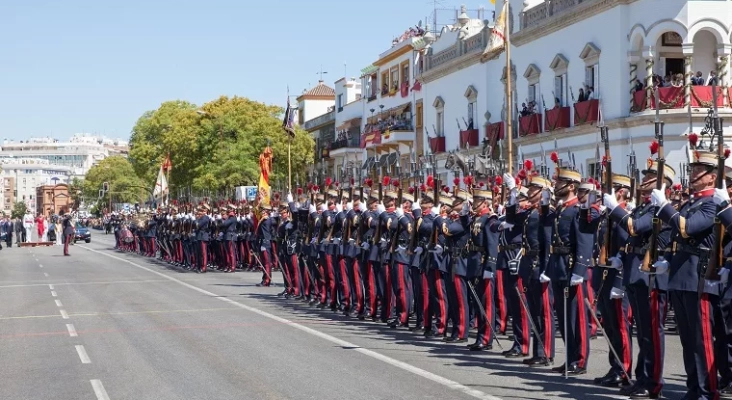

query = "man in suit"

[{"left": 61, "top": 211, "right": 74, "bottom": 256}]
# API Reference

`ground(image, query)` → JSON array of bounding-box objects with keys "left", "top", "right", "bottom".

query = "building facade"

[
  {"left": 331, "top": 77, "right": 363, "bottom": 183},
  {"left": 36, "top": 183, "right": 72, "bottom": 217},
  {"left": 0, "top": 158, "right": 73, "bottom": 213}
]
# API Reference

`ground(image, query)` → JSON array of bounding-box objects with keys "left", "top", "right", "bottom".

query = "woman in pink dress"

[{"left": 35, "top": 213, "right": 45, "bottom": 241}]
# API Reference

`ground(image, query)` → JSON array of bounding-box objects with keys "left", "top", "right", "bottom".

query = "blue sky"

[{"left": 0, "top": 0, "right": 492, "bottom": 141}]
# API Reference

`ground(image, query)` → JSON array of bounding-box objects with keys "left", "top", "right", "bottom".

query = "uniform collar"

[
  {"left": 562, "top": 196, "right": 579, "bottom": 208},
  {"left": 479, "top": 207, "right": 491, "bottom": 216},
  {"left": 693, "top": 188, "right": 715, "bottom": 199}
]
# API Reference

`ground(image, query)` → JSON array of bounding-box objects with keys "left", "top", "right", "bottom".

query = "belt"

[
  {"left": 499, "top": 244, "right": 521, "bottom": 251},
  {"left": 522, "top": 248, "right": 539, "bottom": 257},
  {"left": 467, "top": 244, "right": 484, "bottom": 253},
  {"left": 550, "top": 245, "right": 572, "bottom": 255},
  {"left": 676, "top": 243, "right": 709, "bottom": 256},
  {"left": 624, "top": 244, "right": 648, "bottom": 256}
]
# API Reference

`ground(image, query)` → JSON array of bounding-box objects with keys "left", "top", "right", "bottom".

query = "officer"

[
  {"left": 467, "top": 185, "right": 499, "bottom": 351},
  {"left": 652, "top": 150, "right": 719, "bottom": 399},
  {"left": 443, "top": 188, "right": 472, "bottom": 343},
  {"left": 545, "top": 165, "right": 594, "bottom": 375},
  {"left": 712, "top": 162, "right": 732, "bottom": 397}
]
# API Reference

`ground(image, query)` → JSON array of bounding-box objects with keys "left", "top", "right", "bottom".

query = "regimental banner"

[{"left": 256, "top": 146, "right": 273, "bottom": 208}]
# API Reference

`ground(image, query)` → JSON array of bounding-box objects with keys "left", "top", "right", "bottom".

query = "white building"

[
  {"left": 358, "top": 23, "right": 427, "bottom": 185},
  {"left": 0, "top": 158, "right": 73, "bottom": 212},
  {"left": 299, "top": 81, "right": 336, "bottom": 185},
  {"left": 331, "top": 77, "right": 364, "bottom": 182}
]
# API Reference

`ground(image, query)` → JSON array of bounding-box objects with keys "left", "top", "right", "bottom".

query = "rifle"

[
  {"left": 628, "top": 135, "right": 640, "bottom": 205},
  {"left": 355, "top": 186, "right": 365, "bottom": 246},
  {"left": 408, "top": 183, "right": 421, "bottom": 254},
  {"left": 373, "top": 183, "right": 384, "bottom": 245},
  {"left": 641, "top": 88, "right": 664, "bottom": 296},
  {"left": 456, "top": 118, "right": 462, "bottom": 131},
  {"left": 326, "top": 188, "right": 344, "bottom": 242},
  {"left": 704, "top": 79, "right": 725, "bottom": 283},
  {"left": 598, "top": 125, "right": 613, "bottom": 267},
  {"left": 389, "top": 184, "right": 404, "bottom": 255},
  {"left": 345, "top": 185, "right": 354, "bottom": 242}
]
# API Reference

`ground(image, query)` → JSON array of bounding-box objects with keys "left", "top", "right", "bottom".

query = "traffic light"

[{"left": 102, "top": 182, "right": 109, "bottom": 192}]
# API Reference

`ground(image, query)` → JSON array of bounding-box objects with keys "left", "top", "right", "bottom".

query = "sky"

[{"left": 0, "top": 0, "right": 493, "bottom": 142}]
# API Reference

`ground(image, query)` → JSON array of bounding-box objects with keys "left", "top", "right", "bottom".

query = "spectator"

[{"left": 691, "top": 71, "right": 704, "bottom": 85}]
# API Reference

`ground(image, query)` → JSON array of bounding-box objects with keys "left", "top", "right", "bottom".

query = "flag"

[
  {"left": 153, "top": 166, "right": 168, "bottom": 204},
  {"left": 484, "top": 1, "right": 507, "bottom": 57},
  {"left": 255, "top": 146, "right": 273, "bottom": 209},
  {"left": 162, "top": 153, "right": 172, "bottom": 172},
  {"left": 282, "top": 98, "right": 296, "bottom": 138}
]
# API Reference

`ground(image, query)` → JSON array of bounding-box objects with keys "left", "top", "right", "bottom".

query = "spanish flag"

[
  {"left": 256, "top": 172, "right": 271, "bottom": 208},
  {"left": 256, "top": 146, "right": 273, "bottom": 208}
]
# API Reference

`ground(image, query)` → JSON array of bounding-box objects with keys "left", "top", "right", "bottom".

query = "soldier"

[
  {"left": 467, "top": 186, "right": 499, "bottom": 351},
  {"left": 389, "top": 187, "right": 416, "bottom": 329},
  {"left": 320, "top": 189, "right": 339, "bottom": 310},
  {"left": 343, "top": 190, "right": 365, "bottom": 317},
  {"left": 61, "top": 210, "right": 73, "bottom": 256},
  {"left": 409, "top": 187, "right": 433, "bottom": 333},
  {"left": 545, "top": 165, "right": 594, "bottom": 375},
  {"left": 196, "top": 204, "right": 212, "bottom": 273},
  {"left": 146, "top": 210, "right": 158, "bottom": 258},
  {"left": 604, "top": 161, "right": 674, "bottom": 398},
  {"left": 425, "top": 191, "right": 452, "bottom": 339},
  {"left": 276, "top": 201, "right": 295, "bottom": 297},
  {"left": 362, "top": 187, "right": 384, "bottom": 320},
  {"left": 332, "top": 190, "right": 352, "bottom": 313},
  {"left": 711, "top": 163, "right": 732, "bottom": 397},
  {"left": 651, "top": 150, "right": 719, "bottom": 399},
  {"left": 520, "top": 175, "right": 555, "bottom": 367},
  {"left": 443, "top": 189, "right": 472, "bottom": 343},
  {"left": 378, "top": 189, "right": 398, "bottom": 325},
  {"left": 592, "top": 174, "right": 633, "bottom": 388},
  {"left": 221, "top": 204, "right": 238, "bottom": 273}
]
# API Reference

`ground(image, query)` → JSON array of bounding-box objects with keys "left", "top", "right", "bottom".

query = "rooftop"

[{"left": 297, "top": 80, "right": 336, "bottom": 100}]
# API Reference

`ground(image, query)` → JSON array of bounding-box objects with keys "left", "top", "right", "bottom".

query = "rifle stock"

[
  {"left": 598, "top": 126, "right": 613, "bottom": 267},
  {"left": 641, "top": 124, "right": 664, "bottom": 276},
  {"left": 705, "top": 114, "right": 725, "bottom": 281},
  {"left": 373, "top": 183, "right": 384, "bottom": 245}
]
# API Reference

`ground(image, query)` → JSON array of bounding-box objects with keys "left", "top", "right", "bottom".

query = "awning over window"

[{"left": 361, "top": 156, "right": 375, "bottom": 171}]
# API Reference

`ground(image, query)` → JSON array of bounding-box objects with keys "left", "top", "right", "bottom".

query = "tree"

[
  {"left": 11, "top": 201, "right": 27, "bottom": 219},
  {"left": 83, "top": 156, "right": 146, "bottom": 210},
  {"left": 129, "top": 96, "right": 314, "bottom": 197}
]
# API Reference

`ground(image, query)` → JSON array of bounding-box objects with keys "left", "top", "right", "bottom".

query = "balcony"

[
  {"left": 486, "top": 122, "right": 505, "bottom": 142},
  {"left": 381, "top": 128, "right": 414, "bottom": 146},
  {"left": 303, "top": 110, "right": 335, "bottom": 132},
  {"left": 519, "top": 114, "right": 542, "bottom": 136},
  {"left": 632, "top": 86, "right": 727, "bottom": 112},
  {"left": 459, "top": 129, "right": 480, "bottom": 148},
  {"left": 573, "top": 99, "right": 599, "bottom": 125},
  {"left": 329, "top": 135, "right": 361, "bottom": 157},
  {"left": 428, "top": 136, "right": 446, "bottom": 154},
  {"left": 544, "top": 107, "right": 571, "bottom": 132},
  {"left": 361, "top": 131, "right": 382, "bottom": 149}
]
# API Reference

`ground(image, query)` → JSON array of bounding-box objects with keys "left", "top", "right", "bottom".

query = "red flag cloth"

[{"left": 162, "top": 154, "right": 172, "bottom": 172}]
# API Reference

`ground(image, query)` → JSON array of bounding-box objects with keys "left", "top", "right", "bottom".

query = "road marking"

[
  {"left": 90, "top": 380, "right": 110, "bottom": 400},
  {"left": 66, "top": 324, "right": 78, "bottom": 337},
  {"left": 49, "top": 284, "right": 54, "bottom": 290},
  {"left": 75, "top": 345, "right": 91, "bottom": 364},
  {"left": 0, "top": 279, "right": 171, "bottom": 289},
  {"left": 51, "top": 291, "right": 57, "bottom": 297},
  {"left": 55, "top": 300, "right": 63, "bottom": 307},
  {"left": 82, "top": 245, "right": 502, "bottom": 400},
  {"left": 0, "top": 307, "right": 243, "bottom": 321},
  {"left": 60, "top": 309, "right": 69, "bottom": 319},
  {"left": 39, "top": 264, "right": 43, "bottom": 268},
  {"left": 43, "top": 273, "right": 49, "bottom": 277}
]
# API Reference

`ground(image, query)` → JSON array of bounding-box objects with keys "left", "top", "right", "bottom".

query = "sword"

[
  {"left": 584, "top": 297, "right": 633, "bottom": 384},
  {"left": 467, "top": 280, "right": 504, "bottom": 350},
  {"left": 514, "top": 285, "right": 545, "bottom": 360},
  {"left": 564, "top": 286, "right": 569, "bottom": 379},
  {"left": 251, "top": 251, "right": 273, "bottom": 282}
]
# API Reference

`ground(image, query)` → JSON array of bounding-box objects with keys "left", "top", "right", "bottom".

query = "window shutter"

[
  {"left": 585, "top": 67, "right": 592, "bottom": 87},
  {"left": 594, "top": 64, "right": 600, "bottom": 96},
  {"left": 554, "top": 77, "right": 562, "bottom": 105}
]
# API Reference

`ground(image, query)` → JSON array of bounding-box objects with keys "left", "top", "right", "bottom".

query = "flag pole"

[
  {"left": 165, "top": 155, "right": 171, "bottom": 206},
  {"left": 504, "top": 1, "right": 513, "bottom": 175},
  {"left": 287, "top": 87, "right": 293, "bottom": 194}
]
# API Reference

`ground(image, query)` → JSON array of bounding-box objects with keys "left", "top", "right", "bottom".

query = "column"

[
  {"left": 642, "top": 47, "right": 654, "bottom": 109},
  {"left": 628, "top": 54, "right": 639, "bottom": 112},
  {"left": 717, "top": 44, "right": 731, "bottom": 107},
  {"left": 682, "top": 44, "right": 693, "bottom": 108}
]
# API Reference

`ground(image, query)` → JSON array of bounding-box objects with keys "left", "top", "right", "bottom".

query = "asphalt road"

[{"left": 0, "top": 232, "right": 691, "bottom": 400}]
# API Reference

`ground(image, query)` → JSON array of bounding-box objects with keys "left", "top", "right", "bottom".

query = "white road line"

[
  {"left": 81, "top": 245, "right": 502, "bottom": 400},
  {"left": 39, "top": 264, "right": 43, "bottom": 268},
  {"left": 49, "top": 284, "right": 54, "bottom": 290},
  {"left": 55, "top": 300, "right": 63, "bottom": 307},
  {"left": 90, "top": 380, "right": 110, "bottom": 400},
  {"left": 51, "top": 291, "right": 57, "bottom": 297},
  {"left": 66, "top": 324, "right": 78, "bottom": 337},
  {"left": 43, "top": 273, "right": 49, "bottom": 277},
  {"left": 60, "top": 309, "right": 69, "bottom": 319},
  {"left": 75, "top": 345, "right": 91, "bottom": 364}
]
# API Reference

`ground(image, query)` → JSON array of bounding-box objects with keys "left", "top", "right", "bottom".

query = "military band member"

[
  {"left": 467, "top": 187, "right": 499, "bottom": 351},
  {"left": 425, "top": 193, "right": 453, "bottom": 339},
  {"left": 361, "top": 189, "right": 383, "bottom": 320},
  {"left": 651, "top": 150, "right": 719, "bottom": 399}
]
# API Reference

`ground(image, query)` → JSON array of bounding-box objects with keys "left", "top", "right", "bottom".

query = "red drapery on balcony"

[
  {"left": 400, "top": 82, "right": 409, "bottom": 98},
  {"left": 486, "top": 121, "right": 504, "bottom": 141},
  {"left": 459, "top": 129, "right": 479, "bottom": 148},
  {"left": 544, "top": 107, "right": 571, "bottom": 132},
  {"left": 650, "top": 87, "right": 683, "bottom": 109},
  {"left": 429, "top": 136, "right": 446, "bottom": 153},
  {"left": 360, "top": 131, "right": 382, "bottom": 148},
  {"left": 573, "top": 99, "right": 599, "bottom": 125},
  {"left": 633, "top": 86, "right": 727, "bottom": 112},
  {"left": 411, "top": 80, "right": 422, "bottom": 92},
  {"left": 691, "top": 86, "right": 725, "bottom": 108},
  {"left": 631, "top": 90, "right": 646, "bottom": 112},
  {"left": 519, "top": 114, "right": 541, "bottom": 136}
]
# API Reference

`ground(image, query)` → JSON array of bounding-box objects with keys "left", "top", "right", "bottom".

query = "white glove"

[
  {"left": 309, "top": 204, "right": 316, "bottom": 214},
  {"left": 237, "top": 216, "right": 241, "bottom": 222},
  {"left": 395, "top": 207, "right": 404, "bottom": 217},
  {"left": 482, "top": 270, "right": 494, "bottom": 280},
  {"left": 496, "top": 204, "right": 504, "bottom": 215},
  {"left": 539, "top": 273, "right": 551, "bottom": 283},
  {"left": 645, "top": 258, "right": 669, "bottom": 274},
  {"left": 319, "top": 204, "right": 327, "bottom": 212},
  {"left": 431, "top": 206, "right": 440, "bottom": 216},
  {"left": 541, "top": 188, "right": 551, "bottom": 206},
  {"left": 431, "top": 244, "right": 443, "bottom": 255},
  {"left": 651, "top": 185, "right": 667, "bottom": 208},
  {"left": 361, "top": 242, "right": 370, "bottom": 251},
  {"left": 413, "top": 246, "right": 423, "bottom": 255},
  {"left": 377, "top": 202, "right": 386, "bottom": 214},
  {"left": 285, "top": 222, "right": 293, "bottom": 230},
  {"left": 603, "top": 192, "right": 619, "bottom": 211},
  {"left": 413, "top": 200, "right": 420, "bottom": 210},
  {"left": 346, "top": 202, "right": 353, "bottom": 211},
  {"left": 508, "top": 188, "right": 517, "bottom": 206},
  {"left": 216, "top": 214, "right": 222, "bottom": 220},
  {"left": 609, "top": 287, "right": 625, "bottom": 299},
  {"left": 504, "top": 173, "right": 515, "bottom": 190},
  {"left": 720, "top": 268, "right": 730, "bottom": 284},
  {"left": 715, "top": 187, "right": 730, "bottom": 203},
  {"left": 335, "top": 204, "right": 343, "bottom": 213},
  {"left": 358, "top": 201, "right": 367, "bottom": 212},
  {"left": 609, "top": 254, "right": 623, "bottom": 271},
  {"left": 260, "top": 246, "right": 266, "bottom": 252},
  {"left": 461, "top": 201, "right": 470, "bottom": 214},
  {"left": 271, "top": 211, "right": 279, "bottom": 218},
  {"left": 286, "top": 193, "right": 293, "bottom": 203},
  {"left": 247, "top": 213, "right": 253, "bottom": 220},
  {"left": 570, "top": 273, "right": 583, "bottom": 286},
  {"left": 499, "top": 221, "right": 514, "bottom": 231}
]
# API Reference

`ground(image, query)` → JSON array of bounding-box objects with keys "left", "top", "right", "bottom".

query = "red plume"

[
  {"left": 602, "top": 155, "right": 608, "bottom": 167},
  {"left": 515, "top": 177, "right": 521, "bottom": 186},
  {"left": 649, "top": 140, "right": 659, "bottom": 155},
  {"left": 463, "top": 176, "right": 474, "bottom": 186},
  {"left": 408, "top": 186, "right": 415, "bottom": 194},
  {"left": 443, "top": 186, "right": 450, "bottom": 193},
  {"left": 273, "top": 192, "right": 280, "bottom": 201},
  {"left": 550, "top": 152, "right": 559, "bottom": 164},
  {"left": 517, "top": 169, "right": 527, "bottom": 180},
  {"left": 494, "top": 175, "right": 503, "bottom": 186},
  {"left": 365, "top": 178, "right": 373, "bottom": 187},
  {"left": 382, "top": 176, "right": 390, "bottom": 186},
  {"left": 307, "top": 182, "right": 313, "bottom": 190},
  {"left": 595, "top": 181, "right": 601, "bottom": 189},
  {"left": 426, "top": 175, "right": 434, "bottom": 188},
  {"left": 453, "top": 177, "right": 460, "bottom": 186},
  {"left": 313, "top": 185, "right": 319, "bottom": 192},
  {"left": 297, "top": 187, "right": 303, "bottom": 195},
  {"left": 587, "top": 177, "right": 595, "bottom": 184},
  {"left": 479, "top": 181, "right": 485, "bottom": 187},
  {"left": 532, "top": 170, "right": 539, "bottom": 176},
  {"left": 419, "top": 184, "right": 427, "bottom": 192},
  {"left": 523, "top": 159, "right": 534, "bottom": 171},
  {"left": 392, "top": 179, "right": 400, "bottom": 188},
  {"left": 492, "top": 185, "right": 500, "bottom": 193},
  {"left": 673, "top": 183, "right": 682, "bottom": 191},
  {"left": 726, "top": 148, "right": 731, "bottom": 159},
  {"left": 325, "top": 177, "right": 332, "bottom": 186},
  {"left": 688, "top": 133, "right": 699, "bottom": 146}
]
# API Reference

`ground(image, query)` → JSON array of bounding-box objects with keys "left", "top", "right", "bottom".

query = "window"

[
  {"left": 579, "top": 42, "right": 601, "bottom": 99},
  {"left": 554, "top": 75, "right": 567, "bottom": 106},
  {"left": 585, "top": 64, "right": 599, "bottom": 97},
  {"left": 527, "top": 84, "right": 538, "bottom": 103},
  {"left": 433, "top": 96, "right": 445, "bottom": 137},
  {"left": 390, "top": 68, "right": 399, "bottom": 91},
  {"left": 416, "top": 102, "right": 424, "bottom": 128},
  {"left": 401, "top": 62, "right": 409, "bottom": 88},
  {"left": 464, "top": 85, "right": 478, "bottom": 129},
  {"left": 370, "top": 73, "right": 378, "bottom": 98},
  {"left": 381, "top": 72, "right": 389, "bottom": 95},
  {"left": 337, "top": 94, "right": 343, "bottom": 112},
  {"left": 523, "top": 64, "right": 541, "bottom": 109},
  {"left": 549, "top": 54, "right": 569, "bottom": 107}
]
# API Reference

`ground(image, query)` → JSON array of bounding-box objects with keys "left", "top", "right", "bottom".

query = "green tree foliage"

[
  {"left": 129, "top": 96, "right": 313, "bottom": 195},
  {"left": 11, "top": 201, "right": 27, "bottom": 219},
  {"left": 82, "top": 156, "right": 145, "bottom": 209}
]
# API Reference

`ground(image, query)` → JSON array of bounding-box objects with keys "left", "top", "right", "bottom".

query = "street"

[{"left": 0, "top": 233, "right": 691, "bottom": 400}]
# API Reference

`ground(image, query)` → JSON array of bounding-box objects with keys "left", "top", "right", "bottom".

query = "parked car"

[{"left": 74, "top": 223, "right": 91, "bottom": 243}]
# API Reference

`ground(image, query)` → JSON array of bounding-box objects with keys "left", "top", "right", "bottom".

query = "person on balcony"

[
  {"left": 577, "top": 88, "right": 586, "bottom": 103},
  {"left": 633, "top": 79, "right": 644, "bottom": 92},
  {"left": 585, "top": 85, "right": 595, "bottom": 100},
  {"left": 707, "top": 70, "right": 718, "bottom": 86},
  {"left": 692, "top": 71, "right": 705, "bottom": 86}
]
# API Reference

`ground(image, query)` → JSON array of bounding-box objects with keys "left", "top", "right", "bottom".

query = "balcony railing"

[
  {"left": 544, "top": 107, "right": 571, "bottom": 132},
  {"left": 331, "top": 136, "right": 360, "bottom": 150},
  {"left": 573, "top": 99, "right": 599, "bottom": 125},
  {"left": 521, "top": 0, "right": 592, "bottom": 31},
  {"left": 303, "top": 110, "right": 335, "bottom": 131},
  {"left": 459, "top": 129, "right": 480, "bottom": 148},
  {"left": 631, "top": 86, "right": 727, "bottom": 111},
  {"left": 429, "top": 136, "right": 446, "bottom": 154},
  {"left": 519, "top": 114, "right": 542, "bottom": 136}
]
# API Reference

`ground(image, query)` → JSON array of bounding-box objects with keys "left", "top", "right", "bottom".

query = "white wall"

[{"left": 301, "top": 99, "right": 334, "bottom": 122}]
